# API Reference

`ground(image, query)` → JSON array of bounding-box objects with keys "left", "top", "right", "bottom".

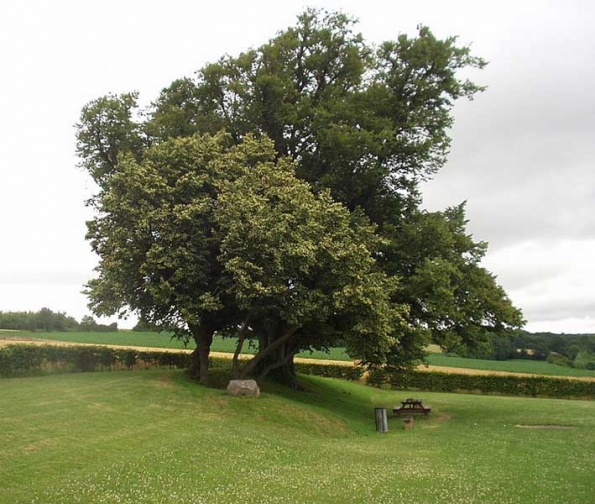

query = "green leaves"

[
  {"left": 76, "top": 92, "right": 145, "bottom": 190},
  {"left": 216, "top": 158, "right": 408, "bottom": 364},
  {"left": 85, "top": 132, "right": 247, "bottom": 336},
  {"left": 385, "top": 204, "right": 524, "bottom": 353}
]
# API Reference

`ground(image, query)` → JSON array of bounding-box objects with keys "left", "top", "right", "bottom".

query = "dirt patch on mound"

[
  {"left": 515, "top": 424, "right": 577, "bottom": 430},
  {"left": 423, "top": 412, "right": 452, "bottom": 429}
]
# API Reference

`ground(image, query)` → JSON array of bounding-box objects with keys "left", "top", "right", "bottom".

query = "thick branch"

[
  {"left": 239, "top": 325, "right": 299, "bottom": 378},
  {"left": 232, "top": 322, "right": 250, "bottom": 379},
  {"left": 257, "top": 345, "right": 299, "bottom": 380}
]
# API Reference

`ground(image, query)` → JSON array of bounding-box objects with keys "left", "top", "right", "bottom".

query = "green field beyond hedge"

[
  {"left": 0, "top": 330, "right": 351, "bottom": 362},
  {"left": 1, "top": 370, "right": 594, "bottom": 503},
  {"left": 425, "top": 353, "right": 595, "bottom": 378},
  {"left": 4, "top": 330, "right": 595, "bottom": 379}
]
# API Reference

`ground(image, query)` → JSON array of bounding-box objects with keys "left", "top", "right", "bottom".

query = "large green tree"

[
  {"left": 77, "top": 9, "right": 523, "bottom": 384},
  {"left": 145, "top": 9, "right": 522, "bottom": 351},
  {"left": 149, "top": 10, "right": 486, "bottom": 222}
]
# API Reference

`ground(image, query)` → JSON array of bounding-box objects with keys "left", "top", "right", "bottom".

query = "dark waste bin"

[{"left": 374, "top": 407, "right": 388, "bottom": 433}]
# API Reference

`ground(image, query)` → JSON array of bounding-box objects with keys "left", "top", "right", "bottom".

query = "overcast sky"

[{"left": 0, "top": 0, "right": 593, "bottom": 333}]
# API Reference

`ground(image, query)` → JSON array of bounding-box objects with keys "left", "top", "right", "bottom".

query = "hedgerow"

[
  {"left": 2, "top": 344, "right": 593, "bottom": 398},
  {"left": 367, "top": 368, "right": 595, "bottom": 399},
  {"left": 0, "top": 344, "right": 364, "bottom": 380},
  {"left": 295, "top": 362, "right": 364, "bottom": 381},
  {"left": 0, "top": 345, "right": 192, "bottom": 376}
]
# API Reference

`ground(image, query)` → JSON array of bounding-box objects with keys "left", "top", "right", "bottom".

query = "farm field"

[
  {"left": 0, "top": 330, "right": 351, "bottom": 362},
  {"left": 1, "top": 369, "right": 594, "bottom": 503},
  {"left": 425, "top": 353, "right": 595, "bottom": 379},
  {"left": 3, "top": 330, "right": 595, "bottom": 379}
]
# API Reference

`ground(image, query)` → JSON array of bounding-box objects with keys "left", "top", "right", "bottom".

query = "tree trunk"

[
  {"left": 189, "top": 348, "right": 200, "bottom": 379},
  {"left": 190, "top": 322, "right": 215, "bottom": 385},
  {"left": 232, "top": 323, "right": 249, "bottom": 379}
]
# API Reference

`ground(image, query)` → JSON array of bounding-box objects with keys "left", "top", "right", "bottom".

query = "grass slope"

[{"left": 1, "top": 369, "right": 594, "bottom": 503}]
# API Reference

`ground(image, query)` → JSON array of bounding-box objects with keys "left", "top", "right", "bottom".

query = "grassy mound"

[{"left": 1, "top": 370, "right": 594, "bottom": 503}]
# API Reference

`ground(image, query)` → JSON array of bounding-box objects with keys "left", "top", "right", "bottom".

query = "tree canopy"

[
  {"left": 86, "top": 133, "right": 278, "bottom": 382},
  {"left": 148, "top": 11, "right": 486, "bottom": 223},
  {"left": 77, "top": 8, "right": 523, "bottom": 385},
  {"left": 216, "top": 152, "right": 407, "bottom": 380},
  {"left": 84, "top": 132, "right": 405, "bottom": 383}
]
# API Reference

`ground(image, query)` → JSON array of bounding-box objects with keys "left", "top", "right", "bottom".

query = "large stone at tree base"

[{"left": 227, "top": 379, "right": 261, "bottom": 398}]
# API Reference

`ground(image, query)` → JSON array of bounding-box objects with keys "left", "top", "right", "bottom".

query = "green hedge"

[
  {"left": 3, "top": 344, "right": 592, "bottom": 399},
  {"left": 0, "top": 344, "right": 364, "bottom": 382},
  {"left": 295, "top": 361, "right": 364, "bottom": 381},
  {"left": 367, "top": 368, "right": 595, "bottom": 399},
  {"left": 0, "top": 345, "right": 192, "bottom": 376}
]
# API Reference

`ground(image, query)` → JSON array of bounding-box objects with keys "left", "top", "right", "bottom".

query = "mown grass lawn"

[{"left": 1, "top": 369, "right": 594, "bottom": 503}]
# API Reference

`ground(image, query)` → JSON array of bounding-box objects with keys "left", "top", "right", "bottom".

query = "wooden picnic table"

[{"left": 393, "top": 398, "right": 432, "bottom": 416}]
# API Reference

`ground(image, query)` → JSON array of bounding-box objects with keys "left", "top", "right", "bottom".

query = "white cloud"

[
  {"left": 482, "top": 240, "right": 595, "bottom": 330},
  {"left": 526, "top": 318, "right": 595, "bottom": 335},
  {"left": 1, "top": 0, "right": 594, "bottom": 333}
]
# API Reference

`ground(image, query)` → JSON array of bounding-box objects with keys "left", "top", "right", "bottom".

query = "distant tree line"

[
  {"left": 454, "top": 330, "right": 595, "bottom": 369},
  {"left": 0, "top": 309, "right": 117, "bottom": 332},
  {"left": 78, "top": 315, "right": 118, "bottom": 332}
]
